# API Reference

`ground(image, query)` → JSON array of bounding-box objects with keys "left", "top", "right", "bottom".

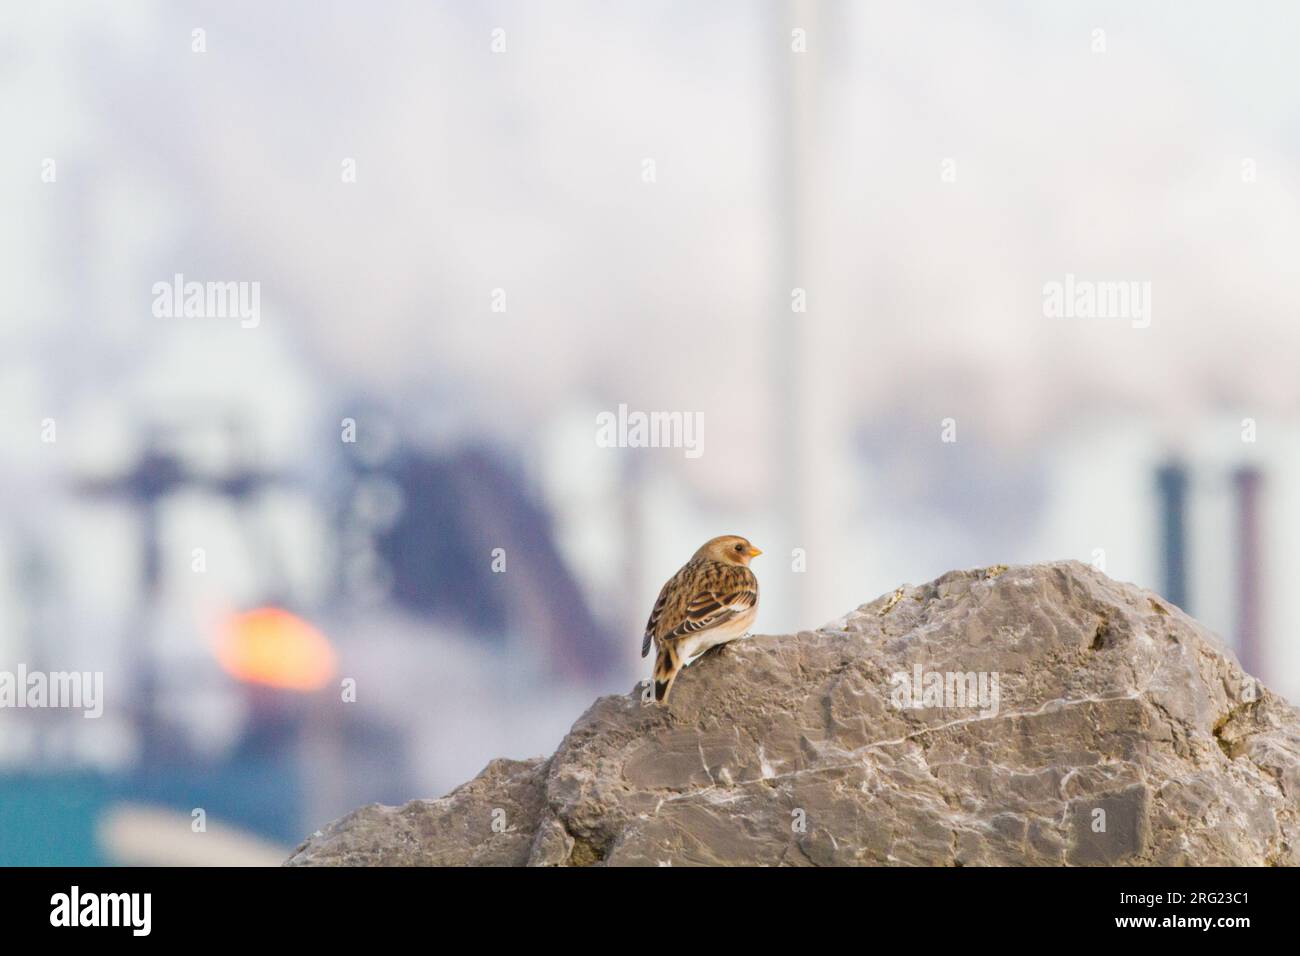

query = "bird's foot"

[{"left": 701, "top": 640, "right": 735, "bottom": 660}]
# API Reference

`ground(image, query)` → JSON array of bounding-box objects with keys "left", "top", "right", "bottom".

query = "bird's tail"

[{"left": 652, "top": 641, "right": 681, "bottom": 704}]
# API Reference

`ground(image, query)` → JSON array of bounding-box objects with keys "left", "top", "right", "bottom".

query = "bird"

[{"left": 642, "top": 535, "right": 762, "bottom": 704}]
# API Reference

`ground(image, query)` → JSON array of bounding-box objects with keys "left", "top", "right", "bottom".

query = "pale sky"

[{"left": 4, "top": 1, "right": 1300, "bottom": 699}]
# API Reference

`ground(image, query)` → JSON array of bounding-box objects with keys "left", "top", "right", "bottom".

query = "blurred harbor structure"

[
  {"left": 1233, "top": 467, "right": 1264, "bottom": 679},
  {"left": 4, "top": 383, "right": 1297, "bottom": 864},
  {"left": 1155, "top": 457, "right": 1271, "bottom": 679},
  {"left": 0, "top": 369, "right": 617, "bottom": 862},
  {"left": 1156, "top": 461, "right": 1190, "bottom": 613}
]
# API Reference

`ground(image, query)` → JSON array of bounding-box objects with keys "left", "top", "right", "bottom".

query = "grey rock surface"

[{"left": 285, "top": 562, "right": 1300, "bottom": 866}]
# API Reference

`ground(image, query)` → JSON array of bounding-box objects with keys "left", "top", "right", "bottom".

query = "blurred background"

[{"left": 3, "top": 0, "right": 1300, "bottom": 864}]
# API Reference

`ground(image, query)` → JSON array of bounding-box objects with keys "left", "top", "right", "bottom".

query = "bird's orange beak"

[{"left": 748, "top": 546, "right": 763, "bottom": 558}]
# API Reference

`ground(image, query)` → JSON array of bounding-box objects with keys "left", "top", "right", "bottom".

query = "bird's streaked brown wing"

[
  {"left": 642, "top": 570, "right": 682, "bottom": 658},
  {"left": 650, "top": 560, "right": 757, "bottom": 645}
]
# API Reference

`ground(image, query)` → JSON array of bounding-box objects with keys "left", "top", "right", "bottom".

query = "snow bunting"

[{"left": 642, "top": 535, "right": 761, "bottom": 704}]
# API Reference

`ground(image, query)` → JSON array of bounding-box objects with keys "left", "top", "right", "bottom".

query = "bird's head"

[{"left": 696, "top": 535, "right": 763, "bottom": 567}]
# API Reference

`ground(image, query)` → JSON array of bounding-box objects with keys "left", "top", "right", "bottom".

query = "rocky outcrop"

[{"left": 286, "top": 562, "right": 1300, "bottom": 866}]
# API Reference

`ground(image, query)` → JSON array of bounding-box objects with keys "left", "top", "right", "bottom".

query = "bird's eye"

[{"left": 734, "top": 543, "right": 744, "bottom": 552}]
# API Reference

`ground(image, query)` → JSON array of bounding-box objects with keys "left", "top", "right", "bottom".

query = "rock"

[{"left": 285, "top": 562, "right": 1300, "bottom": 866}]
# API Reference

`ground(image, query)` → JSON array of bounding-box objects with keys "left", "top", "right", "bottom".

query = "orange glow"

[{"left": 216, "top": 608, "right": 337, "bottom": 692}]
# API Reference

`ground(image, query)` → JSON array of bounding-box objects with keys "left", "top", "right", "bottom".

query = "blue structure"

[{"left": 1155, "top": 462, "right": 1189, "bottom": 611}]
